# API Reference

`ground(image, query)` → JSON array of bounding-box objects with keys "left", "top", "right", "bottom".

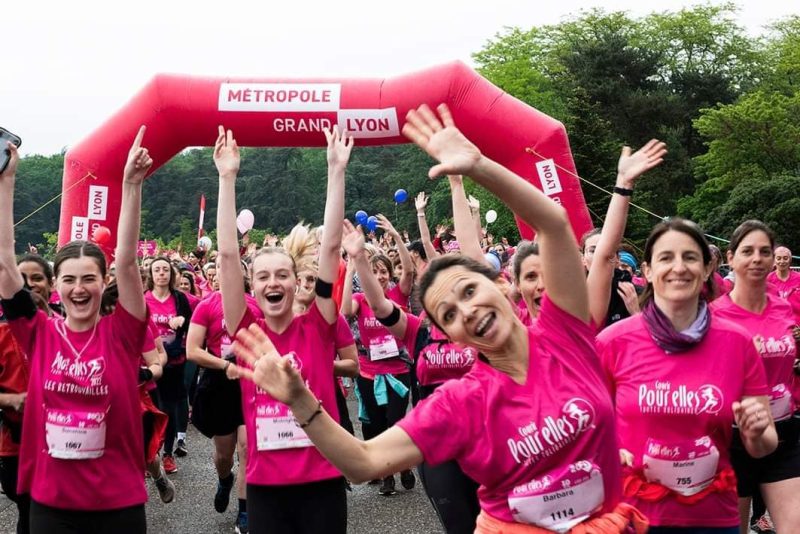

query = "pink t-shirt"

[
  {"left": 401, "top": 314, "right": 476, "bottom": 386},
  {"left": 8, "top": 304, "right": 147, "bottom": 510},
  {"left": 335, "top": 314, "right": 355, "bottom": 350},
  {"left": 236, "top": 302, "right": 341, "bottom": 486},
  {"left": 515, "top": 299, "right": 536, "bottom": 328},
  {"left": 141, "top": 319, "right": 159, "bottom": 392},
  {"left": 596, "top": 313, "right": 768, "bottom": 527},
  {"left": 711, "top": 294, "right": 797, "bottom": 421},
  {"left": 766, "top": 270, "right": 800, "bottom": 299},
  {"left": 185, "top": 292, "right": 201, "bottom": 312},
  {"left": 191, "top": 292, "right": 251, "bottom": 358},
  {"left": 353, "top": 292, "right": 408, "bottom": 377},
  {"left": 144, "top": 291, "right": 179, "bottom": 346},
  {"left": 398, "top": 296, "right": 620, "bottom": 526}
]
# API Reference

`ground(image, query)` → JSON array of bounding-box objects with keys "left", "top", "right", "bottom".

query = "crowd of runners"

[{"left": 0, "top": 104, "right": 799, "bottom": 534}]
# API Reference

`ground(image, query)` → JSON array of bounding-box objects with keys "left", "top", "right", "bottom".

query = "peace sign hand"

[
  {"left": 402, "top": 104, "right": 482, "bottom": 179},
  {"left": 123, "top": 126, "right": 153, "bottom": 184}
]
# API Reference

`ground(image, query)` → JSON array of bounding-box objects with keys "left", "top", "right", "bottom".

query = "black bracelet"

[
  {"left": 315, "top": 278, "right": 334, "bottom": 299},
  {"left": 613, "top": 186, "right": 634, "bottom": 197},
  {"left": 376, "top": 305, "right": 401, "bottom": 327},
  {"left": 297, "top": 400, "right": 323, "bottom": 429}
]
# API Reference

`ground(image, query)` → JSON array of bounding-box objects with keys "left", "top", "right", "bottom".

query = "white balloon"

[
  {"left": 237, "top": 209, "right": 255, "bottom": 234},
  {"left": 485, "top": 209, "right": 498, "bottom": 224},
  {"left": 198, "top": 236, "right": 213, "bottom": 250}
]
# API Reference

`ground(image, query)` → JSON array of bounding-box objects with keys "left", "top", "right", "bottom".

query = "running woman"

[
  {"left": 0, "top": 128, "right": 152, "bottom": 534},
  {"left": 216, "top": 125, "right": 352, "bottom": 533}
]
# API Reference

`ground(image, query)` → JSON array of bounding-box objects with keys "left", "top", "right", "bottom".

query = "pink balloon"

[
  {"left": 237, "top": 209, "right": 255, "bottom": 234},
  {"left": 93, "top": 226, "right": 111, "bottom": 245}
]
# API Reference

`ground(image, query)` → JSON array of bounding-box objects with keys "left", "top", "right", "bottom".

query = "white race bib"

[
  {"left": 643, "top": 436, "right": 718, "bottom": 496},
  {"left": 45, "top": 408, "right": 106, "bottom": 460},
  {"left": 769, "top": 383, "right": 793, "bottom": 422},
  {"left": 255, "top": 401, "right": 312, "bottom": 451},
  {"left": 369, "top": 335, "right": 399, "bottom": 362},
  {"left": 508, "top": 461, "right": 604, "bottom": 533}
]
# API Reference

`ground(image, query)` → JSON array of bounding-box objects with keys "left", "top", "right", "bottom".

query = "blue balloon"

[
  {"left": 355, "top": 210, "right": 368, "bottom": 225},
  {"left": 394, "top": 189, "right": 408, "bottom": 203},
  {"left": 366, "top": 215, "right": 378, "bottom": 232}
]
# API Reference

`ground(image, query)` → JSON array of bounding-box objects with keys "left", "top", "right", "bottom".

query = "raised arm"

[
  {"left": 0, "top": 142, "right": 24, "bottom": 299},
  {"left": 449, "top": 175, "right": 487, "bottom": 265},
  {"left": 316, "top": 128, "right": 353, "bottom": 324},
  {"left": 376, "top": 214, "right": 413, "bottom": 296},
  {"left": 116, "top": 126, "right": 151, "bottom": 321},
  {"left": 213, "top": 127, "right": 246, "bottom": 335},
  {"left": 587, "top": 140, "right": 666, "bottom": 325},
  {"left": 340, "top": 259, "right": 358, "bottom": 317},
  {"left": 414, "top": 192, "right": 439, "bottom": 260},
  {"left": 403, "top": 104, "right": 589, "bottom": 322},
  {"left": 343, "top": 221, "right": 408, "bottom": 339}
]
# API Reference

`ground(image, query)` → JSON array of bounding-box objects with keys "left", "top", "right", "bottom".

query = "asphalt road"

[{"left": 0, "top": 397, "right": 444, "bottom": 534}]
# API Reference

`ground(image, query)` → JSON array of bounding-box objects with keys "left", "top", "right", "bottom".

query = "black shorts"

[
  {"left": 730, "top": 413, "right": 800, "bottom": 497},
  {"left": 191, "top": 367, "right": 244, "bottom": 438},
  {"left": 157, "top": 363, "right": 187, "bottom": 402},
  {"left": 30, "top": 500, "right": 146, "bottom": 534},
  {"left": 247, "top": 477, "right": 347, "bottom": 534}
]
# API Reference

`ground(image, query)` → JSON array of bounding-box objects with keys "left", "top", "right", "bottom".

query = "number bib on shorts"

[
  {"left": 508, "top": 461, "right": 604, "bottom": 533},
  {"left": 369, "top": 335, "right": 399, "bottom": 362},
  {"left": 643, "top": 436, "right": 719, "bottom": 496},
  {"left": 254, "top": 399, "right": 312, "bottom": 451},
  {"left": 769, "top": 383, "right": 793, "bottom": 422},
  {"left": 45, "top": 408, "right": 107, "bottom": 459}
]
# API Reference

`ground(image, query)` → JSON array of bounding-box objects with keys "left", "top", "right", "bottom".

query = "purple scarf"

[{"left": 642, "top": 299, "right": 710, "bottom": 354}]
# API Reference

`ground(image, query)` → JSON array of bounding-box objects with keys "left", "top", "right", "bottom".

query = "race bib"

[
  {"left": 254, "top": 401, "right": 312, "bottom": 451},
  {"left": 769, "top": 383, "right": 793, "bottom": 422},
  {"left": 369, "top": 335, "right": 399, "bottom": 362},
  {"left": 508, "top": 461, "right": 604, "bottom": 533},
  {"left": 220, "top": 334, "right": 234, "bottom": 358},
  {"left": 643, "top": 436, "right": 719, "bottom": 496},
  {"left": 45, "top": 408, "right": 107, "bottom": 460}
]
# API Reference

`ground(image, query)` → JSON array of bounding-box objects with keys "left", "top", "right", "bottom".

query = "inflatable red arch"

[{"left": 58, "top": 61, "right": 591, "bottom": 251}]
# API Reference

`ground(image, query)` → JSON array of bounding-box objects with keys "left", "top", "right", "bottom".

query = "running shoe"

[
  {"left": 175, "top": 439, "right": 188, "bottom": 457},
  {"left": 163, "top": 455, "right": 178, "bottom": 474},
  {"left": 214, "top": 473, "right": 235, "bottom": 513},
  {"left": 751, "top": 515, "right": 776, "bottom": 534},
  {"left": 155, "top": 474, "right": 176, "bottom": 503},
  {"left": 400, "top": 470, "right": 416, "bottom": 490},
  {"left": 379, "top": 475, "right": 397, "bottom": 496},
  {"left": 235, "top": 511, "right": 249, "bottom": 534}
]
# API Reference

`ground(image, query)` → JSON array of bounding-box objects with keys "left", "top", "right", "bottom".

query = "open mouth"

[
  {"left": 475, "top": 312, "right": 496, "bottom": 338},
  {"left": 265, "top": 292, "right": 284, "bottom": 304},
  {"left": 71, "top": 295, "right": 91, "bottom": 309}
]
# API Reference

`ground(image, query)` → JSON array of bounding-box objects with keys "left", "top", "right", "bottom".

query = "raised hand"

[
  {"left": 214, "top": 126, "right": 240, "bottom": 179},
  {"left": 617, "top": 282, "right": 640, "bottom": 315},
  {"left": 324, "top": 126, "right": 354, "bottom": 172},
  {"left": 415, "top": 191, "right": 428, "bottom": 212},
  {"left": 376, "top": 214, "right": 398, "bottom": 236},
  {"left": 616, "top": 139, "right": 667, "bottom": 188},
  {"left": 123, "top": 126, "right": 153, "bottom": 184},
  {"left": 467, "top": 194, "right": 480, "bottom": 213},
  {"left": 402, "top": 104, "right": 482, "bottom": 178},
  {"left": 342, "top": 220, "right": 365, "bottom": 259},
  {"left": 1, "top": 141, "right": 20, "bottom": 181},
  {"left": 233, "top": 323, "right": 307, "bottom": 405}
]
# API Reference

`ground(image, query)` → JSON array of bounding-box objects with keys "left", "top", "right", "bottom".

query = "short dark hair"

[
  {"left": 407, "top": 240, "right": 427, "bottom": 261},
  {"left": 512, "top": 241, "right": 539, "bottom": 282},
  {"left": 369, "top": 254, "right": 393, "bottom": 276},
  {"left": 419, "top": 254, "right": 501, "bottom": 331},
  {"left": 18, "top": 253, "right": 54, "bottom": 281},
  {"left": 54, "top": 241, "right": 107, "bottom": 279},
  {"left": 729, "top": 220, "right": 776, "bottom": 255},
  {"left": 639, "top": 218, "right": 712, "bottom": 305}
]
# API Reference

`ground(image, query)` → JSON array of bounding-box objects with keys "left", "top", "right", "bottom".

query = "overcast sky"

[{"left": 4, "top": 0, "right": 795, "bottom": 155}]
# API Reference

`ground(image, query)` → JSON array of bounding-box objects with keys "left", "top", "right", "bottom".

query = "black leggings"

[
  {"left": 30, "top": 501, "right": 145, "bottom": 534},
  {"left": 157, "top": 364, "right": 186, "bottom": 455},
  {"left": 247, "top": 478, "right": 347, "bottom": 534},
  {"left": 0, "top": 455, "right": 30, "bottom": 534},
  {"left": 418, "top": 459, "right": 480, "bottom": 534},
  {"left": 356, "top": 373, "right": 410, "bottom": 441},
  {"left": 334, "top": 377, "right": 354, "bottom": 435}
]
